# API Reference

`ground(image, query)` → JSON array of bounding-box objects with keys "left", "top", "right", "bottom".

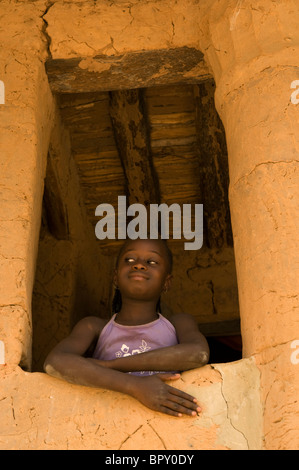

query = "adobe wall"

[
  {"left": 0, "top": 0, "right": 298, "bottom": 450},
  {"left": 0, "top": 1, "right": 54, "bottom": 369},
  {"left": 198, "top": 1, "right": 299, "bottom": 448},
  {"left": 0, "top": 360, "right": 262, "bottom": 450}
]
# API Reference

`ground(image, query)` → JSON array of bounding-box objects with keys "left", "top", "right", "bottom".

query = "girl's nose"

[{"left": 132, "top": 260, "right": 147, "bottom": 270}]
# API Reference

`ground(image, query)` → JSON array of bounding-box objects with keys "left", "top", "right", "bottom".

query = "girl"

[{"left": 44, "top": 238, "right": 210, "bottom": 417}]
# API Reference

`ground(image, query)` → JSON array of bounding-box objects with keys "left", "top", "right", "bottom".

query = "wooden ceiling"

[
  {"left": 56, "top": 81, "right": 233, "bottom": 250},
  {"left": 45, "top": 48, "right": 232, "bottom": 251}
]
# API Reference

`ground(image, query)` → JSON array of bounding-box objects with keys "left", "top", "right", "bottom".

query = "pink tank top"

[{"left": 92, "top": 313, "right": 179, "bottom": 376}]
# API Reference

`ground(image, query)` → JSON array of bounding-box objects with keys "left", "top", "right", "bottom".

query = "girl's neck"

[{"left": 115, "top": 299, "right": 159, "bottom": 326}]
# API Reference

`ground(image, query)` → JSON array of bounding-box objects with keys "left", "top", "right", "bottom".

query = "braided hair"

[{"left": 111, "top": 239, "right": 173, "bottom": 314}]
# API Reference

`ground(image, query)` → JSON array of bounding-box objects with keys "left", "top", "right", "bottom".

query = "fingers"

[
  {"left": 155, "top": 376, "right": 202, "bottom": 417},
  {"left": 167, "top": 385, "right": 197, "bottom": 403},
  {"left": 157, "top": 373, "right": 181, "bottom": 381},
  {"left": 137, "top": 375, "right": 202, "bottom": 418},
  {"left": 162, "top": 386, "right": 201, "bottom": 417},
  {"left": 160, "top": 399, "right": 201, "bottom": 418}
]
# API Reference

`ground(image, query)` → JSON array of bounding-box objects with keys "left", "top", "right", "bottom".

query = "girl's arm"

[
  {"left": 43, "top": 316, "right": 201, "bottom": 417},
  {"left": 91, "top": 313, "right": 209, "bottom": 373}
]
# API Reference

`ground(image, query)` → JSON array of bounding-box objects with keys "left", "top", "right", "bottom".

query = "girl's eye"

[{"left": 124, "top": 257, "right": 157, "bottom": 265}]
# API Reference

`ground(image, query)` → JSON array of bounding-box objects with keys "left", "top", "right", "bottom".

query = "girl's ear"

[{"left": 163, "top": 273, "right": 173, "bottom": 293}]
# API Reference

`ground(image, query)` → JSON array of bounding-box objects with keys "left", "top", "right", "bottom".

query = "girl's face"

[{"left": 114, "top": 239, "right": 172, "bottom": 302}]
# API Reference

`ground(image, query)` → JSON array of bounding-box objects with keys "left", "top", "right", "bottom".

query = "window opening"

[{"left": 32, "top": 79, "right": 241, "bottom": 371}]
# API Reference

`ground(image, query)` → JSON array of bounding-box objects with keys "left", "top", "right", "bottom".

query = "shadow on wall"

[{"left": 207, "top": 335, "right": 242, "bottom": 363}]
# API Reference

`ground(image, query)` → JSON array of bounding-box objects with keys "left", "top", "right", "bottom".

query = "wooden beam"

[
  {"left": 109, "top": 88, "right": 160, "bottom": 207},
  {"left": 45, "top": 47, "right": 212, "bottom": 94},
  {"left": 43, "top": 151, "right": 69, "bottom": 240},
  {"left": 194, "top": 81, "right": 233, "bottom": 248}
]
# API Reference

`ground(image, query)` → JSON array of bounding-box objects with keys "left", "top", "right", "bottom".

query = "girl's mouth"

[{"left": 128, "top": 273, "right": 149, "bottom": 281}]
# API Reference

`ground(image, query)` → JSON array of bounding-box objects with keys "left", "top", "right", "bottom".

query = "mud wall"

[
  {"left": 199, "top": 2, "right": 299, "bottom": 448},
  {"left": 0, "top": 0, "right": 298, "bottom": 450},
  {"left": 0, "top": 360, "right": 262, "bottom": 450}
]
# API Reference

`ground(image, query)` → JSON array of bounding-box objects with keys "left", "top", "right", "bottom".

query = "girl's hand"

[{"left": 131, "top": 374, "right": 201, "bottom": 417}]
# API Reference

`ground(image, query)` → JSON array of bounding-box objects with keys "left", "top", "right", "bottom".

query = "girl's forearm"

[
  {"left": 91, "top": 343, "right": 209, "bottom": 373},
  {"left": 44, "top": 352, "right": 140, "bottom": 397},
  {"left": 44, "top": 351, "right": 203, "bottom": 417}
]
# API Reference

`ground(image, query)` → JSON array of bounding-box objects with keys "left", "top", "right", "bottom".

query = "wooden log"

[
  {"left": 109, "top": 88, "right": 160, "bottom": 208},
  {"left": 193, "top": 81, "right": 233, "bottom": 248},
  {"left": 46, "top": 47, "right": 211, "bottom": 93}
]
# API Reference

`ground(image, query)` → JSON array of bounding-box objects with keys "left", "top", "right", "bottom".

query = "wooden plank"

[
  {"left": 46, "top": 48, "right": 211, "bottom": 93},
  {"left": 58, "top": 92, "right": 108, "bottom": 108}
]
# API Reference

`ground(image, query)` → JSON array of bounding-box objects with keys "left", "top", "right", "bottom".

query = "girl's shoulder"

[
  {"left": 167, "top": 312, "right": 199, "bottom": 332},
  {"left": 166, "top": 312, "right": 195, "bottom": 325},
  {"left": 71, "top": 316, "right": 111, "bottom": 357},
  {"left": 73, "top": 315, "right": 110, "bottom": 337}
]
